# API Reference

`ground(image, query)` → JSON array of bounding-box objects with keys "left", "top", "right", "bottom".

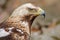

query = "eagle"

[{"left": 0, "top": 3, "right": 45, "bottom": 40}]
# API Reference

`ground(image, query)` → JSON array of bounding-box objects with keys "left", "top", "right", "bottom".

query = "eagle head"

[
  {"left": 11, "top": 3, "right": 45, "bottom": 19},
  {"left": 6, "top": 3, "right": 45, "bottom": 30},
  {"left": 22, "top": 3, "right": 45, "bottom": 22}
]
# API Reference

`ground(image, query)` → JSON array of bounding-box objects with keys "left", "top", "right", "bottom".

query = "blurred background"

[{"left": 0, "top": 0, "right": 60, "bottom": 40}]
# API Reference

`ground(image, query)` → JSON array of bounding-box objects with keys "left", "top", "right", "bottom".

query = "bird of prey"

[{"left": 0, "top": 3, "right": 45, "bottom": 40}]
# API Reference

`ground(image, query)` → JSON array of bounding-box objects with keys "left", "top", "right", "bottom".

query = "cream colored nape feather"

[{"left": 11, "top": 3, "right": 37, "bottom": 17}]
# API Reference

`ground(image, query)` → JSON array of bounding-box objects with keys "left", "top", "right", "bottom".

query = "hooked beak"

[
  {"left": 42, "top": 13, "right": 45, "bottom": 18},
  {"left": 37, "top": 7, "right": 45, "bottom": 18}
]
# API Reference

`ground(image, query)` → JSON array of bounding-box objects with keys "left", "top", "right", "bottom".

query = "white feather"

[
  {"left": 0, "top": 28, "right": 10, "bottom": 37},
  {"left": 11, "top": 3, "right": 37, "bottom": 17}
]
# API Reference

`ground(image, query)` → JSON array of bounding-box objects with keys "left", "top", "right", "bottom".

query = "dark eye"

[
  {"left": 44, "top": 25, "right": 49, "bottom": 28},
  {"left": 29, "top": 8, "right": 34, "bottom": 10},
  {"left": 28, "top": 8, "right": 37, "bottom": 12}
]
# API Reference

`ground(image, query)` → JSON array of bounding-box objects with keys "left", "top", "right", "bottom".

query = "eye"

[
  {"left": 30, "top": 8, "right": 37, "bottom": 11},
  {"left": 44, "top": 25, "right": 49, "bottom": 28},
  {"left": 27, "top": 8, "right": 37, "bottom": 12},
  {"left": 28, "top": 8, "right": 34, "bottom": 10}
]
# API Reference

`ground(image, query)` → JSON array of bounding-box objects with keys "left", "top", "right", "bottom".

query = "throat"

[{"left": 25, "top": 15, "right": 37, "bottom": 26}]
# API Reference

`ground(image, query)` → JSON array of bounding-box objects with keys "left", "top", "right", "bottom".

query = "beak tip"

[{"left": 42, "top": 13, "right": 45, "bottom": 18}]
